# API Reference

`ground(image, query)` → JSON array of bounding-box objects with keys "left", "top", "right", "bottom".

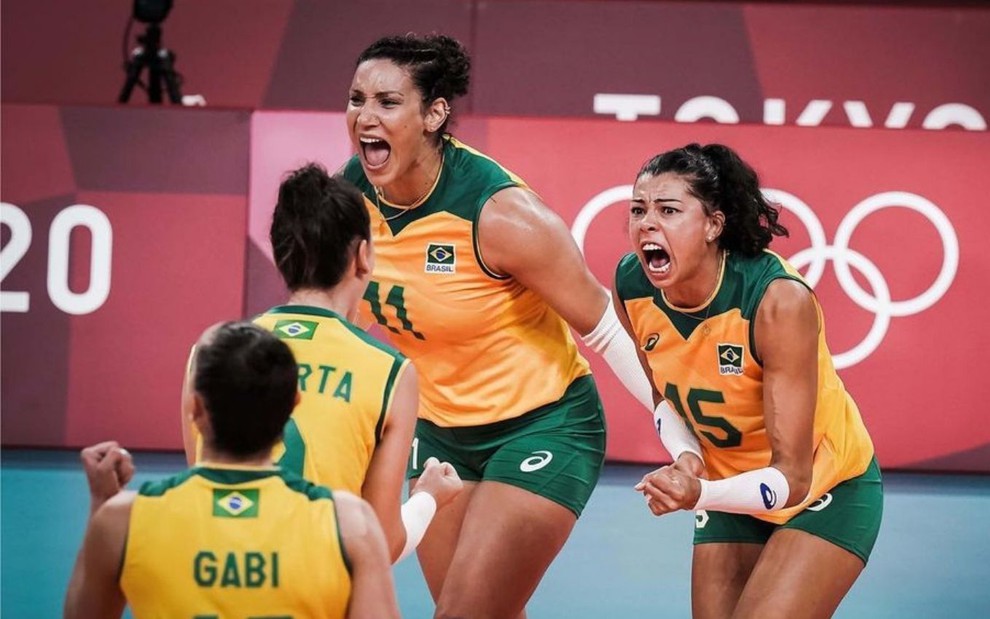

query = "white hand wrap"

[
  {"left": 395, "top": 492, "right": 437, "bottom": 563},
  {"left": 653, "top": 400, "right": 703, "bottom": 462},
  {"left": 581, "top": 298, "right": 654, "bottom": 411},
  {"left": 694, "top": 466, "right": 790, "bottom": 514}
]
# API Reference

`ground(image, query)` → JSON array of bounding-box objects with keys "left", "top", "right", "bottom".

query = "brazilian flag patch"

[
  {"left": 213, "top": 489, "right": 260, "bottom": 518},
  {"left": 273, "top": 319, "right": 318, "bottom": 340},
  {"left": 716, "top": 343, "right": 745, "bottom": 376},
  {"left": 425, "top": 243, "right": 455, "bottom": 274}
]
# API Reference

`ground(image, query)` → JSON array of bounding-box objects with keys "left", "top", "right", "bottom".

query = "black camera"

[
  {"left": 133, "top": 0, "right": 173, "bottom": 25},
  {"left": 118, "top": 0, "right": 182, "bottom": 103}
]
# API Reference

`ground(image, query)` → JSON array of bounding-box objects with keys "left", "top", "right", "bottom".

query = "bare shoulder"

[
  {"left": 478, "top": 186, "right": 574, "bottom": 276},
  {"left": 384, "top": 361, "right": 418, "bottom": 427},
  {"left": 333, "top": 491, "right": 376, "bottom": 537},
  {"left": 396, "top": 360, "right": 418, "bottom": 393},
  {"left": 90, "top": 490, "right": 136, "bottom": 547},
  {"left": 759, "top": 278, "right": 816, "bottom": 321},
  {"left": 97, "top": 490, "right": 137, "bottom": 521},
  {"left": 756, "top": 278, "right": 819, "bottom": 366},
  {"left": 480, "top": 186, "right": 559, "bottom": 237}
]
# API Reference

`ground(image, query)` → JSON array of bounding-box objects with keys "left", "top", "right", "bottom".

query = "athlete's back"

[
  {"left": 255, "top": 305, "right": 409, "bottom": 493},
  {"left": 121, "top": 465, "right": 351, "bottom": 618}
]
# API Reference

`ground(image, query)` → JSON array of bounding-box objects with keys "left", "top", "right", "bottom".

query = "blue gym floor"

[{"left": 2, "top": 449, "right": 988, "bottom": 618}]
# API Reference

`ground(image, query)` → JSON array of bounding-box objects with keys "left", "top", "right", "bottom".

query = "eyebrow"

[
  {"left": 631, "top": 196, "right": 682, "bottom": 204},
  {"left": 350, "top": 89, "right": 405, "bottom": 97}
]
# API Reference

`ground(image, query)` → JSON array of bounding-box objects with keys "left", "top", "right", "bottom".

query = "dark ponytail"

[{"left": 270, "top": 163, "right": 370, "bottom": 291}]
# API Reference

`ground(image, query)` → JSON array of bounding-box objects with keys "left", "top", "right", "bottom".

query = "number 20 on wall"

[{"left": 1, "top": 202, "right": 112, "bottom": 315}]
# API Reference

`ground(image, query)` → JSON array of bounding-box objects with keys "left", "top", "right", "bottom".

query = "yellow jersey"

[
  {"left": 341, "top": 136, "right": 590, "bottom": 427},
  {"left": 615, "top": 250, "right": 874, "bottom": 524},
  {"left": 120, "top": 464, "right": 351, "bottom": 618},
  {"left": 255, "top": 305, "right": 409, "bottom": 493}
]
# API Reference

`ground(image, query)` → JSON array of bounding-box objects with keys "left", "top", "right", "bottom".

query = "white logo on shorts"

[
  {"left": 519, "top": 450, "right": 554, "bottom": 473},
  {"left": 695, "top": 510, "right": 710, "bottom": 529},
  {"left": 805, "top": 493, "right": 834, "bottom": 512}
]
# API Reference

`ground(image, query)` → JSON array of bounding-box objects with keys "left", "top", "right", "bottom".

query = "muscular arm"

[
  {"left": 478, "top": 186, "right": 608, "bottom": 335},
  {"left": 360, "top": 362, "right": 418, "bottom": 562},
  {"left": 613, "top": 286, "right": 703, "bottom": 473},
  {"left": 64, "top": 492, "right": 133, "bottom": 619},
  {"left": 638, "top": 280, "right": 816, "bottom": 515},
  {"left": 479, "top": 188, "right": 670, "bottom": 420},
  {"left": 755, "top": 278, "right": 817, "bottom": 507},
  {"left": 335, "top": 492, "right": 400, "bottom": 619}
]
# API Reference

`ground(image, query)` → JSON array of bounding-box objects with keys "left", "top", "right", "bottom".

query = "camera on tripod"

[{"left": 118, "top": 0, "right": 183, "bottom": 104}]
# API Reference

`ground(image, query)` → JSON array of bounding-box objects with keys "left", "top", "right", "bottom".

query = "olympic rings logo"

[{"left": 571, "top": 187, "right": 959, "bottom": 369}]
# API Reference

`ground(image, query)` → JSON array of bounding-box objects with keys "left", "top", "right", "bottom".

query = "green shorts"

[
  {"left": 407, "top": 375, "right": 606, "bottom": 517},
  {"left": 693, "top": 457, "right": 883, "bottom": 564}
]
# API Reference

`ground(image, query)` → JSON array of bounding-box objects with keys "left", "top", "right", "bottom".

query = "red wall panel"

[
  {"left": 483, "top": 118, "right": 987, "bottom": 470},
  {"left": 3, "top": 2, "right": 986, "bottom": 130},
  {"left": 3, "top": 104, "right": 986, "bottom": 472},
  {"left": 1, "top": 105, "right": 249, "bottom": 449}
]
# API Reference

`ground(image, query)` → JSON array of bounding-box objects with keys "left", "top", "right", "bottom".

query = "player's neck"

[
  {"left": 198, "top": 446, "right": 273, "bottom": 468},
  {"left": 379, "top": 144, "right": 443, "bottom": 207},
  {"left": 663, "top": 249, "right": 725, "bottom": 309},
  {"left": 288, "top": 287, "right": 359, "bottom": 322}
]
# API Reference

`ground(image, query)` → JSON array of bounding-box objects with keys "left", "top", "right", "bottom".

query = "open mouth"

[
  {"left": 359, "top": 137, "right": 391, "bottom": 169},
  {"left": 641, "top": 243, "right": 671, "bottom": 275}
]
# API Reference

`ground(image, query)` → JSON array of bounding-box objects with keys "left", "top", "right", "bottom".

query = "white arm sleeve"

[
  {"left": 694, "top": 466, "right": 791, "bottom": 514},
  {"left": 395, "top": 492, "right": 437, "bottom": 564},
  {"left": 582, "top": 299, "right": 703, "bottom": 463},
  {"left": 580, "top": 298, "right": 654, "bottom": 411},
  {"left": 653, "top": 400, "right": 703, "bottom": 462}
]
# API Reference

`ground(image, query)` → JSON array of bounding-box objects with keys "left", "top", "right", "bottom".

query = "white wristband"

[
  {"left": 653, "top": 400, "right": 703, "bottom": 463},
  {"left": 694, "top": 466, "right": 790, "bottom": 514},
  {"left": 581, "top": 298, "right": 654, "bottom": 411},
  {"left": 395, "top": 491, "right": 437, "bottom": 563}
]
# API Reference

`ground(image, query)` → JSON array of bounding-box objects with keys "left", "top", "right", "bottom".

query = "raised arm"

[
  {"left": 611, "top": 286, "right": 703, "bottom": 474},
  {"left": 479, "top": 187, "right": 607, "bottom": 334},
  {"left": 478, "top": 187, "right": 661, "bottom": 408},
  {"left": 65, "top": 441, "right": 136, "bottom": 618},
  {"left": 64, "top": 493, "right": 133, "bottom": 619},
  {"left": 361, "top": 362, "right": 417, "bottom": 560},
  {"left": 361, "top": 362, "right": 462, "bottom": 563},
  {"left": 334, "top": 491, "right": 401, "bottom": 619}
]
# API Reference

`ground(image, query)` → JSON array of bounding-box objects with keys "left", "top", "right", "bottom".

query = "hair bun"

[{"left": 426, "top": 34, "right": 470, "bottom": 99}]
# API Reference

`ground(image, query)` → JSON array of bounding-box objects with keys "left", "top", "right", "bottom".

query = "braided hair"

[{"left": 358, "top": 34, "right": 471, "bottom": 136}]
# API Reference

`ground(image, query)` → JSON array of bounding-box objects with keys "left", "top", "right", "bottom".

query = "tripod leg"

[
  {"left": 147, "top": 53, "right": 164, "bottom": 104},
  {"left": 159, "top": 51, "right": 184, "bottom": 104},
  {"left": 118, "top": 54, "right": 146, "bottom": 103}
]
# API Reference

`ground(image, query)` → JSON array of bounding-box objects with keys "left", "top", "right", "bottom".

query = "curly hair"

[
  {"left": 358, "top": 33, "right": 471, "bottom": 137},
  {"left": 637, "top": 143, "right": 788, "bottom": 257}
]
